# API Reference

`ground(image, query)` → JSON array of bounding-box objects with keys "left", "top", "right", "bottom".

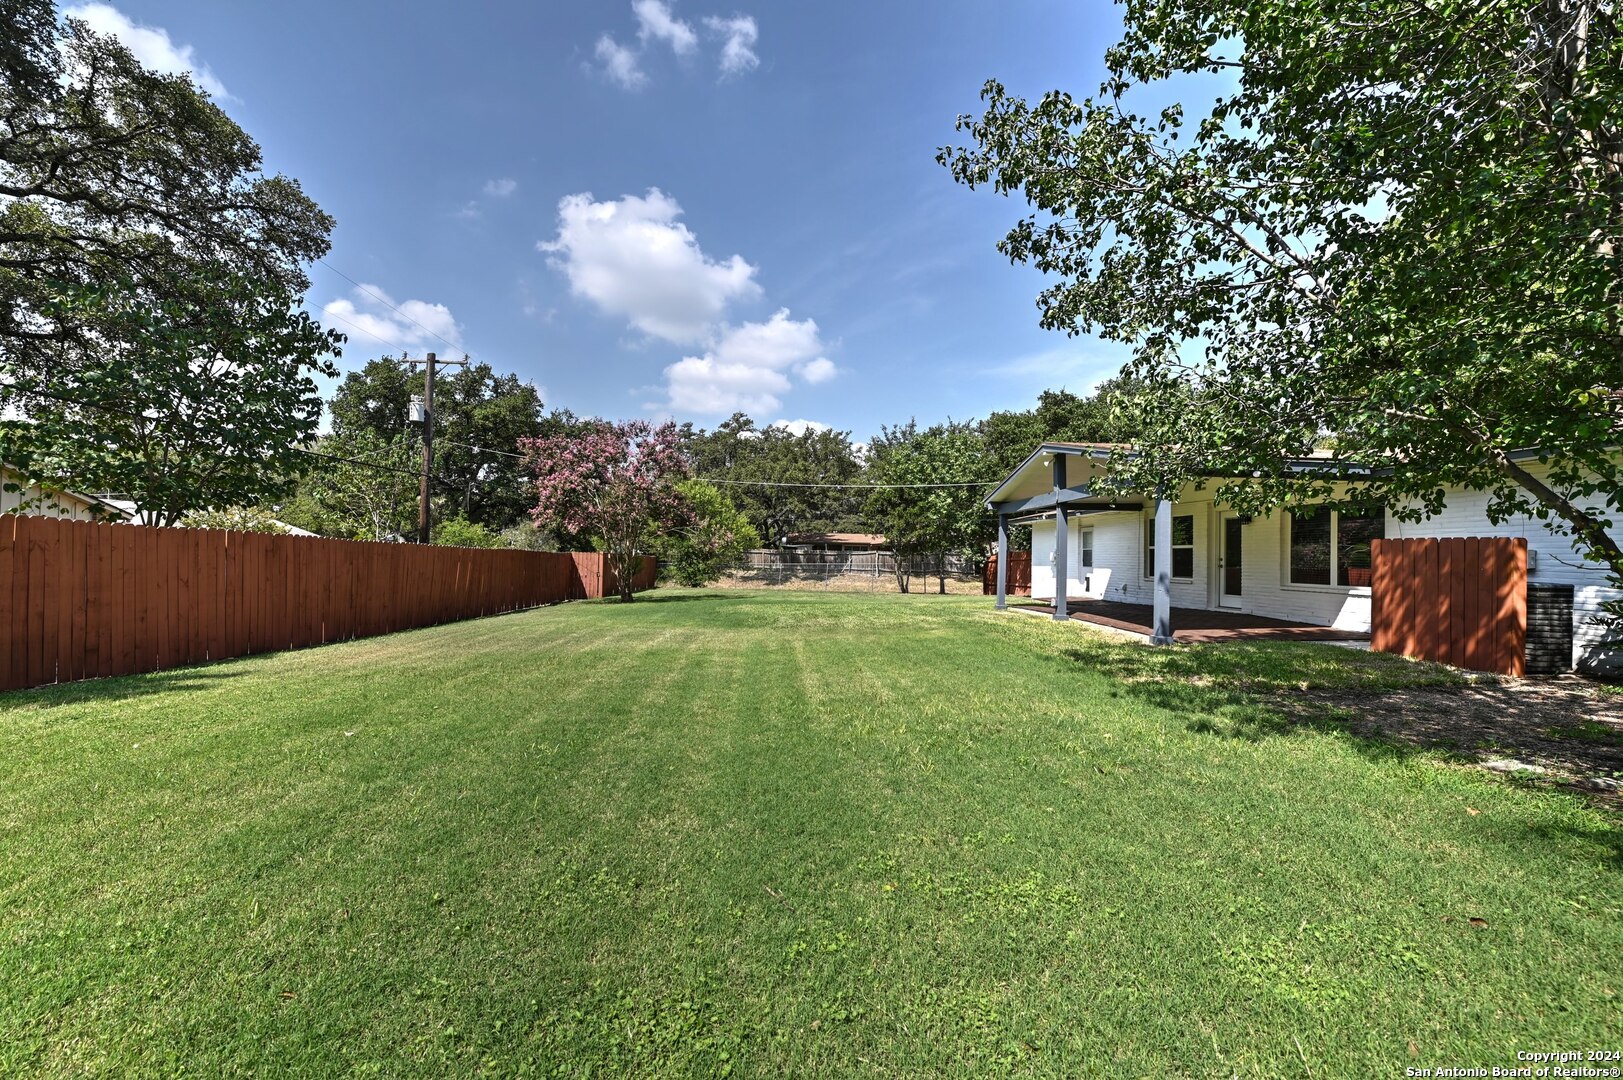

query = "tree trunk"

[
  {"left": 611, "top": 545, "right": 638, "bottom": 602},
  {"left": 1501, "top": 456, "right": 1623, "bottom": 585}
]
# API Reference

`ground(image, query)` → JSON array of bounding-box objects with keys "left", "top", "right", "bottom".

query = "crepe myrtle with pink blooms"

[{"left": 521, "top": 419, "right": 692, "bottom": 601}]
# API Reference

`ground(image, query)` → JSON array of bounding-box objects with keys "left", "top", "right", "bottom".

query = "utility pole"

[{"left": 404, "top": 351, "right": 468, "bottom": 544}]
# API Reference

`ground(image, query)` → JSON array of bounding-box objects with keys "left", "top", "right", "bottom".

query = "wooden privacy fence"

[
  {"left": 0, "top": 515, "right": 656, "bottom": 692},
  {"left": 983, "top": 552, "right": 1033, "bottom": 597},
  {"left": 1370, "top": 537, "right": 1526, "bottom": 675}
]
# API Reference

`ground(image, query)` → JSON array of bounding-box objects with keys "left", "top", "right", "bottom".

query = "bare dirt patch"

[{"left": 1299, "top": 677, "right": 1623, "bottom": 798}]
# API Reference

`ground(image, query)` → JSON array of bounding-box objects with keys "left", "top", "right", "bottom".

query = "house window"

[
  {"left": 1336, "top": 505, "right": 1383, "bottom": 586},
  {"left": 1289, "top": 504, "right": 1385, "bottom": 587},
  {"left": 1145, "top": 514, "right": 1195, "bottom": 579},
  {"left": 1080, "top": 527, "right": 1094, "bottom": 569}
]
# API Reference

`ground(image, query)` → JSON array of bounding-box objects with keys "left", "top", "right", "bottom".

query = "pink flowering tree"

[{"left": 521, "top": 419, "right": 692, "bottom": 601}]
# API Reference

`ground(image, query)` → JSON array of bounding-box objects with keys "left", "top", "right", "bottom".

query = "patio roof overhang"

[{"left": 984, "top": 441, "right": 1374, "bottom": 648}]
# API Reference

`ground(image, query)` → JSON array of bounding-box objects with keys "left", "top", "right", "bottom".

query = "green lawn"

[{"left": 1, "top": 590, "right": 1618, "bottom": 1077}]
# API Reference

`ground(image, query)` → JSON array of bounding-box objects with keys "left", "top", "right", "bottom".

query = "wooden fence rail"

[
  {"left": 1370, "top": 536, "right": 1526, "bottom": 675},
  {"left": 0, "top": 516, "right": 656, "bottom": 692}
]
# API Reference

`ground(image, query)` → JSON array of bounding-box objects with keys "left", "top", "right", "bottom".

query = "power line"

[
  {"left": 699, "top": 477, "right": 998, "bottom": 490},
  {"left": 1, "top": 383, "right": 473, "bottom": 490},
  {"left": 316, "top": 259, "right": 470, "bottom": 360},
  {"left": 433, "top": 439, "right": 999, "bottom": 489},
  {"left": 438, "top": 437, "right": 524, "bottom": 459}
]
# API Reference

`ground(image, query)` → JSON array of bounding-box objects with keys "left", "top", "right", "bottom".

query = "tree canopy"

[
  {"left": 980, "top": 376, "right": 1156, "bottom": 478},
  {"left": 0, "top": 1, "right": 341, "bottom": 520},
  {"left": 659, "top": 479, "right": 760, "bottom": 587},
  {"left": 523, "top": 419, "right": 691, "bottom": 602},
  {"left": 0, "top": 267, "right": 340, "bottom": 525},
  {"left": 681, "top": 414, "right": 865, "bottom": 542},
  {"left": 278, "top": 431, "right": 420, "bottom": 542},
  {"left": 329, "top": 357, "right": 549, "bottom": 530},
  {"left": 941, "top": 0, "right": 1623, "bottom": 580},
  {"left": 865, "top": 421, "right": 991, "bottom": 592}
]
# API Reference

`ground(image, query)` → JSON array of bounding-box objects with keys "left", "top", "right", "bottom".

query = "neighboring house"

[
  {"left": 0, "top": 465, "right": 133, "bottom": 522},
  {"left": 782, "top": 532, "right": 888, "bottom": 553},
  {"left": 986, "top": 442, "right": 1620, "bottom": 669},
  {"left": 90, "top": 497, "right": 315, "bottom": 536}
]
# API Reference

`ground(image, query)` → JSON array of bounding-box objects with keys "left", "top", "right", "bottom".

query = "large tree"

[
  {"left": 980, "top": 375, "right": 1159, "bottom": 479},
  {"left": 0, "top": 2, "right": 339, "bottom": 516},
  {"left": 329, "top": 357, "right": 548, "bottom": 530},
  {"left": 942, "top": 1, "right": 1623, "bottom": 582},
  {"left": 278, "top": 431, "right": 421, "bottom": 542},
  {"left": 865, "top": 421, "right": 991, "bottom": 593},
  {"left": 0, "top": 267, "right": 340, "bottom": 525},
  {"left": 659, "top": 479, "right": 760, "bottom": 587},
  {"left": 682, "top": 414, "right": 865, "bottom": 543}
]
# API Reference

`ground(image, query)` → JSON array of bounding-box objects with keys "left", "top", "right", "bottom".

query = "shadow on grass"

[
  {"left": 1056, "top": 632, "right": 1623, "bottom": 816},
  {"left": 0, "top": 666, "right": 245, "bottom": 711},
  {"left": 629, "top": 592, "right": 745, "bottom": 604}
]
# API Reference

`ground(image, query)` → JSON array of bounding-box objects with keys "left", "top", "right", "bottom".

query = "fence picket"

[{"left": 1372, "top": 536, "right": 1527, "bottom": 675}]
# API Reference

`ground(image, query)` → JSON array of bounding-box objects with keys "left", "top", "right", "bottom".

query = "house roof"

[
  {"left": 786, "top": 532, "right": 886, "bottom": 546},
  {"left": 0, "top": 465, "right": 135, "bottom": 521},
  {"left": 985, "top": 441, "right": 1381, "bottom": 512}
]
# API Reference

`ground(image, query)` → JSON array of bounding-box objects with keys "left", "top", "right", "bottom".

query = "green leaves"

[
  {"left": 0, "top": 4, "right": 342, "bottom": 525},
  {"left": 661, "top": 480, "right": 759, "bottom": 587},
  {"left": 944, "top": 0, "right": 1623, "bottom": 586},
  {"left": 866, "top": 422, "right": 990, "bottom": 590},
  {"left": 1, "top": 269, "right": 342, "bottom": 524},
  {"left": 329, "top": 358, "right": 549, "bottom": 531}
]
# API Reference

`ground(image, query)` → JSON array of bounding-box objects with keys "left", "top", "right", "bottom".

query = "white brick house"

[{"left": 988, "top": 442, "right": 1619, "bottom": 669}]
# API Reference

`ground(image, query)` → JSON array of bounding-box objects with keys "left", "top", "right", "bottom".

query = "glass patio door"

[{"left": 1219, "top": 514, "right": 1244, "bottom": 608}]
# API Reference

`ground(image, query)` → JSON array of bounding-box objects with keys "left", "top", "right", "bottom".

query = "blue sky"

[{"left": 67, "top": 0, "right": 1138, "bottom": 441}]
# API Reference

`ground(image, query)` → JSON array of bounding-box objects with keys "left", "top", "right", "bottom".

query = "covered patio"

[
  {"left": 986, "top": 441, "right": 1373, "bottom": 645},
  {"left": 1012, "top": 599, "right": 1369, "bottom": 643}
]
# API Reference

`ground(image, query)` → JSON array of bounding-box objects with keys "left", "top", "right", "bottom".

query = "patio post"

[
  {"left": 994, "top": 512, "right": 1009, "bottom": 610},
  {"left": 1151, "top": 496, "right": 1175, "bottom": 644},
  {"left": 1052, "top": 455, "right": 1069, "bottom": 621}
]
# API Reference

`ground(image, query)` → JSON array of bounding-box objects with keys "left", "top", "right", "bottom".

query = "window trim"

[
  {"left": 1144, "top": 513, "right": 1196, "bottom": 581},
  {"left": 1080, "top": 526, "right": 1094, "bottom": 570}
]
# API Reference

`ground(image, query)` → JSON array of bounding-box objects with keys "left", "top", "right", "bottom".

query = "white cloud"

[
  {"left": 542, "top": 188, "right": 838, "bottom": 417},
  {"left": 634, "top": 0, "right": 697, "bottom": 55},
  {"left": 483, "top": 178, "right": 518, "bottom": 197},
  {"left": 772, "top": 419, "right": 830, "bottom": 436},
  {"left": 65, "top": 2, "right": 231, "bottom": 99},
  {"left": 665, "top": 357, "right": 790, "bottom": 415},
  {"left": 704, "top": 15, "right": 758, "bottom": 77},
  {"left": 798, "top": 357, "right": 837, "bottom": 384},
  {"left": 320, "top": 285, "right": 462, "bottom": 355},
  {"left": 662, "top": 310, "right": 835, "bottom": 415},
  {"left": 594, "top": 34, "right": 646, "bottom": 89},
  {"left": 540, "top": 188, "right": 759, "bottom": 344}
]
